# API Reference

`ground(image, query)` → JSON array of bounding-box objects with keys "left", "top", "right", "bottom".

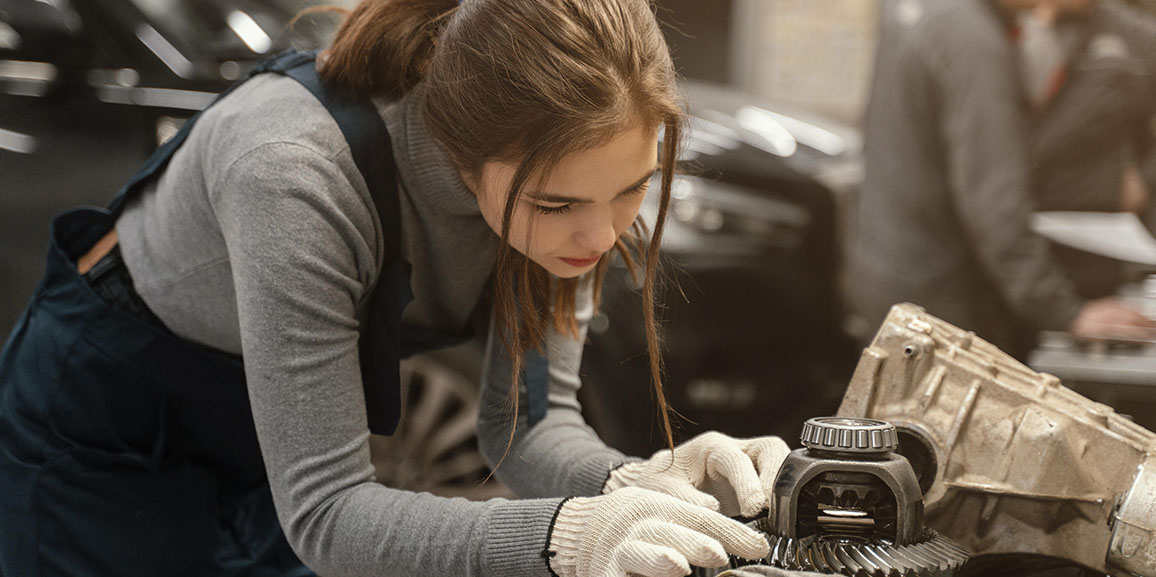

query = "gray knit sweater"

[{"left": 117, "top": 73, "right": 630, "bottom": 576}]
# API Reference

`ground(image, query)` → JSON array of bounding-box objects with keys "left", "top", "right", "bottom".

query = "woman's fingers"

[
  {"left": 615, "top": 541, "right": 691, "bottom": 577},
  {"left": 745, "top": 437, "right": 791, "bottom": 504},
  {"left": 663, "top": 482, "right": 723, "bottom": 513},
  {"left": 628, "top": 519, "right": 729, "bottom": 568},
  {"left": 702, "top": 436, "right": 791, "bottom": 517},
  {"left": 704, "top": 443, "right": 765, "bottom": 517},
  {"left": 671, "top": 504, "right": 771, "bottom": 561}
]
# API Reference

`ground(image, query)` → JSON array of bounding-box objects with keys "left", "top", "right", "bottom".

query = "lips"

[{"left": 560, "top": 255, "right": 601, "bottom": 267}]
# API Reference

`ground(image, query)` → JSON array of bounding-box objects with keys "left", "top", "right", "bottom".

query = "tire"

[{"left": 369, "top": 348, "right": 513, "bottom": 501}]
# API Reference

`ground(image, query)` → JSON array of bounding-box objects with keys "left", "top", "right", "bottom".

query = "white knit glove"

[
  {"left": 604, "top": 432, "right": 790, "bottom": 518},
  {"left": 546, "top": 487, "right": 771, "bottom": 577}
]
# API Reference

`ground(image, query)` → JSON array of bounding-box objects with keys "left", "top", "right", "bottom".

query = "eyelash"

[
  {"left": 533, "top": 182, "right": 650, "bottom": 216},
  {"left": 535, "top": 204, "right": 572, "bottom": 215}
]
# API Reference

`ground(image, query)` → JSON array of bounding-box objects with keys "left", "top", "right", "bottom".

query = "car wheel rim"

[{"left": 369, "top": 355, "right": 512, "bottom": 500}]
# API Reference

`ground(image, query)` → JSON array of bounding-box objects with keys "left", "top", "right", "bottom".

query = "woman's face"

[{"left": 468, "top": 125, "right": 660, "bottom": 279}]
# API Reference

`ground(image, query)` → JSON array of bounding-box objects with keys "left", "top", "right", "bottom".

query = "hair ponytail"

[{"left": 320, "top": 0, "right": 458, "bottom": 97}]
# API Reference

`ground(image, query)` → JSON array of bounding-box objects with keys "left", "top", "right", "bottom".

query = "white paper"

[{"left": 1031, "top": 211, "right": 1156, "bottom": 266}]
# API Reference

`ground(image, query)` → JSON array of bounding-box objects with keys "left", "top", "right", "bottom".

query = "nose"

[{"left": 574, "top": 208, "right": 619, "bottom": 254}]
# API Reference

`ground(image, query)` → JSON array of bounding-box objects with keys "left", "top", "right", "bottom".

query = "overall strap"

[
  {"left": 106, "top": 50, "right": 319, "bottom": 216},
  {"left": 105, "top": 49, "right": 407, "bottom": 436},
  {"left": 272, "top": 54, "right": 402, "bottom": 248},
  {"left": 271, "top": 54, "right": 408, "bottom": 436}
]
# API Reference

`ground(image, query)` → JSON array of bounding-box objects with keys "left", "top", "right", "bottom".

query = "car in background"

[
  {"left": 0, "top": 0, "right": 865, "bottom": 497},
  {"left": 0, "top": 0, "right": 332, "bottom": 152},
  {"left": 0, "top": 0, "right": 333, "bottom": 334}
]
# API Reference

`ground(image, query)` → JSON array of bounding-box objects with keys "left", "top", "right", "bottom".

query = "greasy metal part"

[
  {"left": 737, "top": 417, "right": 969, "bottom": 576},
  {"left": 760, "top": 530, "right": 969, "bottom": 576},
  {"left": 801, "top": 417, "right": 901, "bottom": 454},
  {"left": 717, "top": 567, "right": 830, "bottom": 577},
  {"left": 772, "top": 421, "right": 925, "bottom": 546},
  {"left": 717, "top": 568, "right": 792, "bottom": 577},
  {"left": 1111, "top": 460, "right": 1156, "bottom": 574},
  {"left": 838, "top": 303, "right": 1156, "bottom": 576}
]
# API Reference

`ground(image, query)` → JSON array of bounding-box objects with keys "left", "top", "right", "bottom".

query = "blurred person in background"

[
  {"left": 0, "top": 1, "right": 800, "bottom": 576},
  {"left": 1023, "top": 0, "right": 1156, "bottom": 298},
  {"left": 852, "top": 0, "right": 1155, "bottom": 360}
]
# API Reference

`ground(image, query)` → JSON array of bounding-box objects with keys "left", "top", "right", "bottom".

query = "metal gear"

[
  {"left": 760, "top": 530, "right": 970, "bottom": 576},
  {"left": 731, "top": 417, "right": 971, "bottom": 577}
]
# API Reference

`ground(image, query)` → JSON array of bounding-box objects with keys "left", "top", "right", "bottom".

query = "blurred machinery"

[{"left": 838, "top": 303, "right": 1156, "bottom": 576}]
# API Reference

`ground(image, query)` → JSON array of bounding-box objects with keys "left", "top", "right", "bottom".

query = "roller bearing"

[{"left": 800, "top": 417, "right": 899, "bottom": 454}]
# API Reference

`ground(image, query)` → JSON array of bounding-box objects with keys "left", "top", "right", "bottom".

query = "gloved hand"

[
  {"left": 546, "top": 487, "right": 770, "bottom": 577},
  {"left": 604, "top": 432, "right": 790, "bottom": 518}
]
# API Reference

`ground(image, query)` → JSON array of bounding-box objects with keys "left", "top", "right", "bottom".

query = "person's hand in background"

[
  {"left": 1069, "top": 296, "right": 1156, "bottom": 341},
  {"left": 1121, "top": 162, "right": 1150, "bottom": 215}
]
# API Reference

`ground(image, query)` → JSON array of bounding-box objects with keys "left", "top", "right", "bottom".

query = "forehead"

[{"left": 486, "top": 124, "right": 660, "bottom": 197}]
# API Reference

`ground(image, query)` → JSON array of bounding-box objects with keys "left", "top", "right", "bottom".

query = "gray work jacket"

[
  {"left": 1028, "top": 1, "right": 1156, "bottom": 214},
  {"left": 1026, "top": 1, "right": 1156, "bottom": 298},
  {"left": 852, "top": 0, "right": 1083, "bottom": 357}
]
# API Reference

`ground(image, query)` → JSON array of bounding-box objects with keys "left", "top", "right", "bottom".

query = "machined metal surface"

[
  {"left": 771, "top": 436, "right": 925, "bottom": 546},
  {"left": 838, "top": 303, "right": 1156, "bottom": 576},
  {"left": 737, "top": 417, "right": 969, "bottom": 577},
  {"left": 800, "top": 417, "right": 900, "bottom": 454},
  {"left": 761, "top": 530, "right": 969, "bottom": 576}
]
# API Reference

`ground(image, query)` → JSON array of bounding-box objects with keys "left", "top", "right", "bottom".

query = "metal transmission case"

[{"left": 838, "top": 303, "right": 1156, "bottom": 576}]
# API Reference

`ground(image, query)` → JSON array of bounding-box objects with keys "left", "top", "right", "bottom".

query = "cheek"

[
  {"left": 491, "top": 201, "right": 545, "bottom": 255},
  {"left": 472, "top": 182, "right": 504, "bottom": 236},
  {"left": 509, "top": 210, "right": 538, "bottom": 251},
  {"left": 526, "top": 215, "right": 570, "bottom": 254},
  {"left": 614, "top": 195, "right": 647, "bottom": 233},
  {"left": 477, "top": 192, "right": 530, "bottom": 244},
  {"left": 478, "top": 204, "right": 501, "bottom": 238}
]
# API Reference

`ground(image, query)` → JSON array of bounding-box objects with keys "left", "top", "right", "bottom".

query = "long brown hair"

[{"left": 321, "top": 0, "right": 685, "bottom": 452}]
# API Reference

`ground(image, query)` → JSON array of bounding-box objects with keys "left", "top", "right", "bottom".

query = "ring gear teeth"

[{"left": 758, "top": 531, "right": 969, "bottom": 577}]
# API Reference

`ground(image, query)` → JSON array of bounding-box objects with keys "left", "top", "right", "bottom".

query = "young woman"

[{"left": 0, "top": 1, "right": 792, "bottom": 575}]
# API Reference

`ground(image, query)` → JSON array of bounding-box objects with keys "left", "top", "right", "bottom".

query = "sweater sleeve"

[
  {"left": 212, "top": 141, "right": 560, "bottom": 577},
  {"left": 926, "top": 26, "right": 1084, "bottom": 331},
  {"left": 476, "top": 277, "right": 634, "bottom": 498}
]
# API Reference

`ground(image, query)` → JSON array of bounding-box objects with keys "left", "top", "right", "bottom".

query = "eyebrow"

[{"left": 526, "top": 168, "right": 657, "bottom": 204}]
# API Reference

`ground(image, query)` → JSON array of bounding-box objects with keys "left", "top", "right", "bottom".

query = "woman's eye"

[{"left": 535, "top": 204, "right": 572, "bottom": 215}]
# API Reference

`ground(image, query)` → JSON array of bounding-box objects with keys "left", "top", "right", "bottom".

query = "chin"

[
  {"left": 533, "top": 258, "right": 588, "bottom": 279},
  {"left": 546, "top": 266, "right": 585, "bottom": 280}
]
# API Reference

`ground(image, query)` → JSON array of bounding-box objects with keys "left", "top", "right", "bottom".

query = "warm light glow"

[{"left": 227, "top": 11, "right": 272, "bottom": 54}]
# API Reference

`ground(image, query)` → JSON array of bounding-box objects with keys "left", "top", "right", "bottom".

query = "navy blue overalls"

[{"left": 0, "top": 51, "right": 502, "bottom": 576}]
